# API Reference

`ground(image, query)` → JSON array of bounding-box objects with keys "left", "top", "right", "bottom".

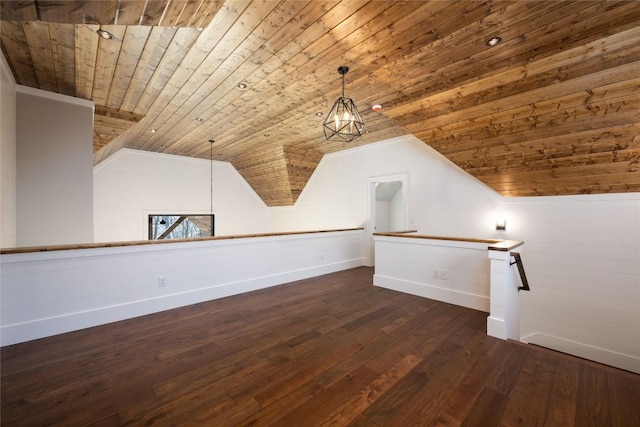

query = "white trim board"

[
  {"left": 374, "top": 274, "right": 490, "bottom": 312},
  {"left": 521, "top": 332, "right": 640, "bottom": 374},
  {"left": 17, "top": 84, "right": 94, "bottom": 109}
]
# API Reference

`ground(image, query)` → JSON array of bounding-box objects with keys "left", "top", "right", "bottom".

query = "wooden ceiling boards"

[{"left": 2, "top": 0, "right": 639, "bottom": 205}]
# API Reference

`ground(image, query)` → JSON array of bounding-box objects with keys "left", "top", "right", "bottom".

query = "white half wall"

[
  {"left": 0, "top": 52, "right": 17, "bottom": 248},
  {"left": 1, "top": 229, "right": 365, "bottom": 346},
  {"left": 374, "top": 235, "right": 491, "bottom": 312},
  {"left": 16, "top": 86, "right": 94, "bottom": 246}
]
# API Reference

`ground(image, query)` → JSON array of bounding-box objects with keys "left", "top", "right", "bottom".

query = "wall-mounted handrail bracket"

[{"left": 510, "top": 252, "right": 530, "bottom": 291}]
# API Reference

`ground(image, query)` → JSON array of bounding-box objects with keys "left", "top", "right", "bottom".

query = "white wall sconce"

[{"left": 496, "top": 219, "right": 507, "bottom": 231}]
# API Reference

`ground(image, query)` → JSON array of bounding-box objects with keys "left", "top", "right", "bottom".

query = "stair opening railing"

[{"left": 510, "top": 252, "right": 530, "bottom": 291}]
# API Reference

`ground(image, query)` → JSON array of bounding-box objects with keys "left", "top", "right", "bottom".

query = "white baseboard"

[
  {"left": 373, "top": 274, "right": 489, "bottom": 312},
  {"left": 487, "top": 316, "right": 506, "bottom": 340},
  {"left": 521, "top": 332, "right": 640, "bottom": 374},
  {"left": 1, "top": 258, "right": 364, "bottom": 346}
]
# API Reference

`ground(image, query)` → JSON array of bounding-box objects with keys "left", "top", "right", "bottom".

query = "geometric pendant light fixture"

[{"left": 323, "top": 66, "right": 364, "bottom": 142}]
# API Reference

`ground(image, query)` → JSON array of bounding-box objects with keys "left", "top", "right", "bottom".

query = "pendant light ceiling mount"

[{"left": 323, "top": 66, "right": 364, "bottom": 143}]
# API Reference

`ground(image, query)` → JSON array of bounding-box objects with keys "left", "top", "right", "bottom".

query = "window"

[{"left": 148, "top": 215, "right": 214, "bottom": 240}]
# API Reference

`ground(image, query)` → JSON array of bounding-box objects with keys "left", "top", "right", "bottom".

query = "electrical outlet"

[
  {"left": 158, "top": 276, "right": 167, "bottom": 287},
  {"left": 433, "top": 269, "right": 448, "bottom": 280}
]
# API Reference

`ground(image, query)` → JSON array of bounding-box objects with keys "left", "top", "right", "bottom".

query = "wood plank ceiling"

[{"left": 1, "top": 0, "right": 639, "bottom": 205}]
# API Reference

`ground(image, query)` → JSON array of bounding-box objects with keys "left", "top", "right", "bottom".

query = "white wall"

[
  {"left": 504, "top": 193, "right": 640, "bottom": 373},
  {"left": 16, "top": 86, "right": 94, "bottom": 246},
  {"left": 95, "top": 136, "right": 503, "bottom": 240},
  {"left": 373, "top": 186, "right": 404, "bottom": 233},
  {"left": 375, "top": 201, "right": 390, "bottom": 232},
  {"left": 93, "top": 149, "right": 270, "bottom": 242},
  {"left": 0, "top": 53, "right": 17, "bottom": 248},
  {"left": 268, "top": 136, "right": 503, "bottom": 237},
  {"left": 389, "top": 188, "right": 404, "bottom": 231}
]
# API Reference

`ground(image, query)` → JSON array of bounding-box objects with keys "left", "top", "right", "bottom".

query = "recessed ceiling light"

[
  {"left": 150, "top": 129, "right": 156, "bottom": 134},
  {"left": 237, "top": 82, "right": 248, "bottom": 90},
  {"left": 315, "top": 112, "right": 323, "bottom": 116},
  {"left": 96, "top": 29, "right": 114, "bottom": 40},
  {"left": 195, "top": 117, "right": 204, "bottom": 122},
  {"left": 486, "top": 36, "right": 502, "bottom": 47},
  {"left": 264, "top": 134, "right": 270, "bottom": 138}
]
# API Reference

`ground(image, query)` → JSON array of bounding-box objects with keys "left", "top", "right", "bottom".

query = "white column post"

[{"left": 487, "top": 243, "right": 523, "bottom": 340}]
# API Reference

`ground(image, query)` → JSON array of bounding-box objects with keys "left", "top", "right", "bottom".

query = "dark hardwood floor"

[{"left": 1, "top": 267, "right": 638, "bottom": 426}]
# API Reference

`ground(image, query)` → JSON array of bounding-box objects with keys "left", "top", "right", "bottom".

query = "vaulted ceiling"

[{"left": 1, "top": 0, "right": 639, "bottom": 205}]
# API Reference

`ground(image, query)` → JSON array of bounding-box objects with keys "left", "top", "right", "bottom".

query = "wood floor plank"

[
  {"left": 438, "top": 336, "right": 513, "bottom": 424},
  {"left": 313, "top": 298, "right": 444, "bottom": 389},
  {"left": 232, "top": 381, "right": 324, "bottom": 427},
  {"left": 360, "top": 318, "right": 487, "bottom": 425},
  {"left": 1, "top": 266, "right": 638, "bottom": 426},
  {"left": 351, "top": 367, "right": 430, "bottom": 426},
  {"left": 460, "top": 387, "right": 509, "bottom": 427},
  {"left": 500, "top": 349, "right": 560, "bottom": 427},
  {"left": 544, "top": 396, "right": 576, "bottom": 427},
  {"left": 316, "top": 353, "right": 423, "bottom": 426},
  {"left": 608, "top": 370, "right": 640, "bottom": 427},
  {"left": 543, "top": 358, "right": 580, "bottom": 426},
  {"left": 387, "top": 323, "right": 495, "bottom": 425},
  {"left": 271, "top": 365, "right": 379, "bottom": 426},
  {"left": 575, "top": 364, "right": 613, "bottom": 427},
  {"left": 250, "top": 329, "right": 360, "bottom": 407},
  {"left": 362, "top": 302, "right": 447, "bottom": 371}
]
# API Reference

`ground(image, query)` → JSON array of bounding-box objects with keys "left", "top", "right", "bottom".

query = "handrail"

[
  {"left": 374, "top": 233, "right": 527, "bottom": 251},
  {"left": 0, "top": 227, "right": 364, "bottom": 255},
  {"left": 374, "top": 232, "right": 501, "bottom": 245},
  {"left": 510, "top": 252, "right": 530, "bottom": 291}
]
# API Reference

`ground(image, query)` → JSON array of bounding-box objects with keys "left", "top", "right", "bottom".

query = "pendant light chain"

[{"left": 209, "top": 140, "right": 213, "bottom": 217}]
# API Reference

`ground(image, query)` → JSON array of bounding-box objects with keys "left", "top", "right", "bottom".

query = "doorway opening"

[{"left": 367, "top": 174, "right": 408, "bottom": 266}]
